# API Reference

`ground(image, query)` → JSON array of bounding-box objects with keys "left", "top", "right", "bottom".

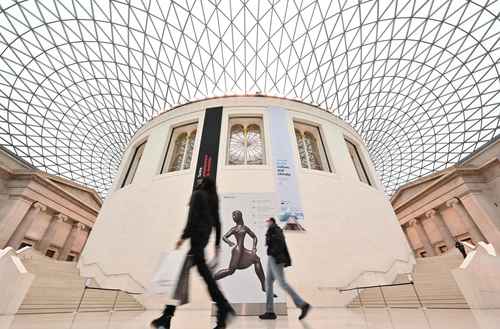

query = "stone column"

[
  {"left": 401, "top": 224, "right": 415, "bottom": 251},
  {"left": 426, "top": 209, "right": 455, "bottom": 250},
  {"left": 79, "top": 227, "right": 91, "bottom": 254},
  {"left": 35, "top": 213, "right": 67, "bottom": 255},
  {"left": 409, "top": 218, "right": 435, "bottom": 256},
  {"left": 447, "top": 197, "right": 487, "bottom": 244},
  {"left": 6, "top": 202, "right": 47, "bottom": 249},
  {"left": 0, "top": 197, "right": 32, "bottom": 248},
  {"left": 458, "top": 193, "right": 500, "bottom": 250},
  {"left": 58, "top": 222, "right": 86, "bottom": 261}
]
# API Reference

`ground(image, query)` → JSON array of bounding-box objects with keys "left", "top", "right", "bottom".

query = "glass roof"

[{"left": 0, "top": 0, "right": 498, "bottom": 196}]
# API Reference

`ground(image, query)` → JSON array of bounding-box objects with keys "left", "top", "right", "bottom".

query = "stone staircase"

[
  {"left": 16, "top": 249, "right": 144, "bottom": 314},
  {"left": 348, "top": 251, "right": 469, "bottom": 309}
]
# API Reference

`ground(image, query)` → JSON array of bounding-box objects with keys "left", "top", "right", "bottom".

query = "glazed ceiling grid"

[{"left": 0, "top": 0, "right": 498, "bottom": 195}]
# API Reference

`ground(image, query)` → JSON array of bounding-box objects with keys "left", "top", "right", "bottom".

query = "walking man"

[{"left": 259, "top": 217, "right": 311, "bottom": 320}]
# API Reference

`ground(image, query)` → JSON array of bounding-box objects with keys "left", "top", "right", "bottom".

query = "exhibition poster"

[
  {"left": 215, "top": 193, "right": 286, "bottom": 307},
  {"left": 268, "top": 107, "right": 306, "bottom": 231}
]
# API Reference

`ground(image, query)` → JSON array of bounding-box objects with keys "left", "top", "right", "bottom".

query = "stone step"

[
  {"left": 348, "top": 254, "right": 468, "bottom": 309},
  {"left": 18, "top": 255, "right": 144, "bottom": 314}
]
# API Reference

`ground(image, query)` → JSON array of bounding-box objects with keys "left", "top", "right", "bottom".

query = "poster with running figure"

[{"left": 216, "top": 193, "right": 286, "bottom": 313}]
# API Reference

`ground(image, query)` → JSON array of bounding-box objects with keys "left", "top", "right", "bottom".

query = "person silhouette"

[{"left": 214, "top": 210, "right": 266, "bottom": 292}]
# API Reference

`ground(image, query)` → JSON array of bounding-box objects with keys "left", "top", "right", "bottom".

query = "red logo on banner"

[{"left": 202, "top": 154, "right": 212, "bottom": 177}]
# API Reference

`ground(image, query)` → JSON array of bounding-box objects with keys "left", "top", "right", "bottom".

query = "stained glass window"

[
  {"left": 228, "top": 118, "right": 265, "bottom": 165},
  {"left": 183, "top": 131, "right": 197, "bottom": 170},
  {"left": 161, "top": 123, "right": 198, "bottom": 173},
  {"left": 295, "top": 130, "right": 308, "bottom": 169},
  {"left": 169, "top": 133, "right": 188, "bottom": 172},
  {"left": 294, "top": 123, "right": 330, "bottom": 172}
]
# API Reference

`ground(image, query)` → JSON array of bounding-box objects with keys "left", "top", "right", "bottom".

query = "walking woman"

[{"left": 151, "top": 177, "right": 234, "bottom": 329}]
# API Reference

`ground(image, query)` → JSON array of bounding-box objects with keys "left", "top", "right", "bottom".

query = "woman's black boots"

[{"left": 150, "top": 304, "right": 176, "bottom": 329}]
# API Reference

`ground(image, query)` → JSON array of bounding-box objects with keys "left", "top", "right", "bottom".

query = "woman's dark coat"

[{"left": 181, "top": 190, "right": 221, "bottom": 248}]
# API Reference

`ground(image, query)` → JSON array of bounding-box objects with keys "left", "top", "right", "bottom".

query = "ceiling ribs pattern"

[{"left": 0, "top": 0, "right": 498, "bottom": 195}]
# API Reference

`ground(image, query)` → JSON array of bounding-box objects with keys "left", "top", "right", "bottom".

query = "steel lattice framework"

[{"left": 0, "top": 0, "right": 499, "bottom": 195}]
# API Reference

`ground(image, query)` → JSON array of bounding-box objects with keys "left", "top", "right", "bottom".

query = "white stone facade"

[
  {"left": 392, "top": 137, "right": 500, "bottom": 258},
  {"left": 0, "top": 146, "right": 101, "bottom": 261},
  {"left": 80, "top": 96, "right": 414, "bottom": 307}
]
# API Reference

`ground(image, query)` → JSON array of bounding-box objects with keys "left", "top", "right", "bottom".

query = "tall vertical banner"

[
  {"left": 268, "top": 107, "right": 306, "bottom": 231},
  {"left": 193, "top": 107, "right": 223, "bottom": 188}
]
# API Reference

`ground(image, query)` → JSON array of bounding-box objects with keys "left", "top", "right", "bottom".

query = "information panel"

[
  {"left": 215, "top": 193, "right": 286, "bottom": 313},
  {"left": 268, "top": 107, "right": 306, "bottom": 231}
]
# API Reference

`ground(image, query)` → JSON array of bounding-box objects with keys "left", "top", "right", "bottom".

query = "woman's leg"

[
  {"left": 191, "top": 247, "right": 232, "bottom": 325},
  {"left": 151, "top": 304, "right": 176, "bottom": 328}
]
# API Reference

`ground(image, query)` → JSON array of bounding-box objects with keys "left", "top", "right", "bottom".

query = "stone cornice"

[
  {"left": 8, "top": 171, "right": 100, "bottom": 216},
  {"left": 390, "top": 170, "right": 449, "bottom": 203},
  {"left": 393, "top": 158, "right": 499, "bottom": 214},
  {"left": 46, "top": 175, "right": 102, "bottom": 206}
]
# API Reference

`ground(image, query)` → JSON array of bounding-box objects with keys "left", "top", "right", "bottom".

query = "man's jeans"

[{"left": 266, "top": 256, "right": 306, "bottom": 312}]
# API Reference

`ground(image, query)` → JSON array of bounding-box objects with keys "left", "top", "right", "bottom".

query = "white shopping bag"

[{"left": 148, "top": 250, "right": 186, "bottom": 296}]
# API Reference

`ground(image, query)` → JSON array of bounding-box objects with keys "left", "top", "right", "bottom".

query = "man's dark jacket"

[
  {"left": 266, "top": 223, "right": 291, "bottom": 267},
  {"left": 181, "top": 190, "right": 221, "bottom": 248}
]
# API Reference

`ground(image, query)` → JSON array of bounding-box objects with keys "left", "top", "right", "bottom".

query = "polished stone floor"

[{"left": 1, "top": 308, "right": 498, "bottom": 329}]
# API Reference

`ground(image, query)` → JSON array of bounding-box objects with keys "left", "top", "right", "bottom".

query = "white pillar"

[
  {"left": 35, "top": 213, "right": 67, "bottom": 255},
  {"left": 458, "top": 193, "right": 500, "bottom": 250},
  {"left": 6, "top": 202, "right": 47, "bottom": 249},
  {"left": 409, "top": 218, "right": 435, "bottom": 256},
  {"left": 426, "top": 209, "right": 455, "bottom": 251},
  {"left": 0, "top": 197, "right": 32, "bottom": 248},
  {"left": 401, "top": 224, "right": 415, "bottom": 251},
  {"left": 446, "top": 197, "right": 486, "bottom": 244},
  {"left": 58, "top": 222, "right": 86, "bottom": 261}
]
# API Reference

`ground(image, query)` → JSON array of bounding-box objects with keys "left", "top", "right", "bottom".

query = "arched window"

[
  {"left": 295, "top": 129, "right": 308, "bottom": 168},
  {"left": 345, "top": 138, "right": 371, "bottom": 185},
  {"left": 183, "top": 130, "right": 196, "bottom": 170},
  {"left": 294, "top": 122, "right": 330, "bottom": 172},
  {"left": 227, "top": 118, "right": 265, "bottom": 165},
  {"left": 121, "top": 140, "right": 147, "bottom": 187},
  {"left": 169, "top": 132, "right": 187, "bottom": 172},
  {"left": 161, "top": 123, "right": 198, "bottom": 173},
  {"left": 304, "top": 132, "right": 323, "bottom": 170},
  {"left": 246, "top": 124, "right": 264, "bottom": 164},
  {"left": 228, "top": 124, "right": 246, "bottom": 165}
]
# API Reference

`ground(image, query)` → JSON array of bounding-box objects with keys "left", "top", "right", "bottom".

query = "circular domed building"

[{"left": 79, "top": 95, "right": 414, "bottom": 309}]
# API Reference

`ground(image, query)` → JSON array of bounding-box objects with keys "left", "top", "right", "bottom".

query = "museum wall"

[{"left": 80, "top": 96, "right": 413, "bottom": 307}]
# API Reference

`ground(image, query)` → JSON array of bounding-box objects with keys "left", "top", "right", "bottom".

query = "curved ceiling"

[{"left": 0, "top": 0, "right": 498, "bottom": 195}]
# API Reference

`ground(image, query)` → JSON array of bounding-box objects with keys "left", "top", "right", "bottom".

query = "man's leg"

[
  {"left": 270, "top": 258, "right": 305, "bottom": 308},
  {"left": 270, "top": 259, "right": 311, "bottom": 320},
  {"left": 259, "top": 257, "right": 277, "bottom": 320},
  {"left": 265, "top": 257, "right": 275, "bottom": 313}
]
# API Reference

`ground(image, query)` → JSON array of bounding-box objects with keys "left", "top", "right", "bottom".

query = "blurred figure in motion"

[
  {"left": 259, "top": 217, "right": 311, "bottom": 321},
  {"left": 151, "top": 177, "right": 234, "bottom": 329}
]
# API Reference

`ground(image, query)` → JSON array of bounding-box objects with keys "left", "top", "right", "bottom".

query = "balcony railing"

[{"left": 75, "top": 286, "right": 144, "bottom": 313}]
